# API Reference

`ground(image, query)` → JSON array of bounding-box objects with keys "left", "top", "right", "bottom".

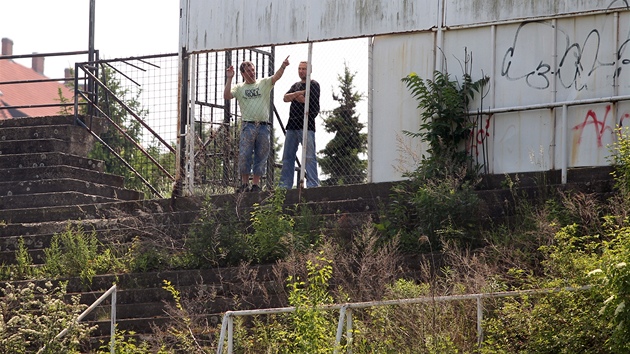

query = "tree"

[{"left": 318, "top": 63, "right": 367, "bottom": 186}]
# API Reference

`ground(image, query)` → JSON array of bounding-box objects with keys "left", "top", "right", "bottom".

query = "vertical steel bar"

[
  {"left": 267, "top": 46, "right": 276, "bottom": 188},
  {"left": 110, "top": 287, "right": 117, "bottom": 354},
  {"left": 346, "top": 308, "right": 353, "bottom": 354},
  {"left": 176, "top": 48, "right": 190, "bottom": 196},
  {"left": 334, "top": 306, "right": 347, "bottom": 354},
  {"left": 227, "top": 315, "right": 234, "bottom": 354},
  {"left": 476, "top": 296, "right": 483, "bottom": 347},
  {"left": 562, "top": 104, "right": 568, "bottom": 183},
  {"left": 299, "top": 43, "right": 314, "bottom": 192},
  {"left": 88, "top": 0, "right": 96, "bottom": 117},
  {"left": 216, "top": 313, "right": 229, "bottom": 354},
  {"left": 187, "top": 54, "right": 198, "bottom": 192}
]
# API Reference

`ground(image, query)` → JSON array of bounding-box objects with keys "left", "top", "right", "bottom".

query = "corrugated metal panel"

[
  {"left": 183, "top": 0, "right": 436, "bottom": 52},
  {"left": 371, "top": 33, "right": 434, "bottom": 182},
  {"left": 180, "top": 0, "right": 630, "bottom": 182},
  {"left": 444, "top": 0, "right": 629, "bottom": 27}
]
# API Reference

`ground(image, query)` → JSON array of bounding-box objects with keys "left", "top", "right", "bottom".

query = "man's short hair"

[{"left": 239, "top": 61, "right": 253, "bottom": 73}]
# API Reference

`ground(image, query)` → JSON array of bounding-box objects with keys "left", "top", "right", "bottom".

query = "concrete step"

[
  {"left": 0, "top": 124, "right": 94, "bottom": 143},
  {"left": 0, "top": 178, "right": 142, "bottom": 200},
  {"left": 0, "top": 138, "right": 93, "bottom": 156},
  {"left": 0, "top": 191, "right": 119, "bottom": 210},
  {"left": 0, "top": 115, "right": 107, "bottom": 133},
  {"left": 0, "top": 165, "right": 125, "bottom": 186},
  {"left": 0, "top": 152, "right": 104, "bottom": 172}
]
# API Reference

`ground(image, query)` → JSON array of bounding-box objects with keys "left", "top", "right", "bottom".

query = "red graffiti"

[
  {"left": 572, "top": 105, "right": 614, "bottom": 147},
  {"left": 468, "top": 116, "right": 491, "bottom": 156}
]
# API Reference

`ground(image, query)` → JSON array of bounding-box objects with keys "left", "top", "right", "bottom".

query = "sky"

[{"left": 1, "top": 0, "right": 180, "bottom": 78}]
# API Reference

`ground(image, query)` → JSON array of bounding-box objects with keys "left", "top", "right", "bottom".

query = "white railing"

[
  {"left": 37, "top": 284, "right": 117, "bottom": 354},
  {"left": 216, "top": 285, "right": 591, "bottom": 354}
]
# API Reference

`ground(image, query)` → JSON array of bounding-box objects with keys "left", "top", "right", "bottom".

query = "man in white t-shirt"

[{"left": 224, "top": 56, "right": 290, "bottom": 192}]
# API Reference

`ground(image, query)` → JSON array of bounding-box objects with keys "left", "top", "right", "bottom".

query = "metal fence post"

[
  {"left": 476, "top": 295, "right": 483, "bottom": 347},
  {"left": 334, "top": 305, "right": 347, "bottom": 354},
  {"left": 346, "top": 308, "right": 353, "bottom": 354},
  {"left": 110, "top": 287, "right": 117, "bottom": 354},
  {"left": 227, "top": 314, "right": 234, "bottom": 354}
]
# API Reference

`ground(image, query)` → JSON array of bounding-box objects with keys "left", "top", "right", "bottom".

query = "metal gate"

[{"left": 182, "top": 47, "right": 278, "bottom": 195}]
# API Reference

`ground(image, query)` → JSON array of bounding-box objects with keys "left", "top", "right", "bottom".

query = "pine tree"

[{"left": 318, "top": 63, "right": 367, "bottom": 185}]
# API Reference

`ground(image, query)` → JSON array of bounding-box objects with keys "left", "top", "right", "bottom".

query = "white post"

[
  {"left": 476, "top": 296, "right": 483, "bottom": 347},
  {"left": 299, "top": 42, "right": 314, "bottom": 189},
  {"left": 227, "top": 315, "right": 234, "bottom": 354},
  {"left": 334, "top": 306, "right": 347, "bottom": 354},
  {"left": 346, "top": 308, "right": 353, "bottom": 354},
  {"left": 110, "top": 287, "right": 117, "bottom": 354},
  {"left": 561, "top": 104, "right": 568, "bottom": 184},
  {"left": 186, "top": 53, "right": 197, "bottom": 194}
]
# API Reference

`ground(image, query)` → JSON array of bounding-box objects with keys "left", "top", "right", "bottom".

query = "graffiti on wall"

[
  {"left": 501, "top": 22, "right": 630, "bottom": 91},
  {"left": 572, "top": 105, "right": 616, "bottom": 148}
]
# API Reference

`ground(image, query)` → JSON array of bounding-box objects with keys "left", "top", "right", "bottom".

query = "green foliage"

[
  {"left": 379, "top": 171, "right": 483, "bottom": 252},
  {"left": 248, "top": 189, "right": 296, "bottom": 263},
  {"left": 186, "top": 189, "right": 321, "bottom": 267},
  {"left": 481, "top": 222, "right": 630, "bottom": 353},
  {"left": 159, "top": 280, "right": 202, "bottom": 352},
  {"left": 185, "top": 198, "right": 248, "bottom": 267},
  {"left": 97, "top": 329, "right": 164, "bottom": 354},
  {"left": 319, "top": 63, "right": 368, "bottom": 186},
  {"left": 586, "top": 223, "right": 630, "bottom": 353},
  {"left": 250, "top": 254, "right": 338, "bottom": 353},
  {"left": 9, "top": 238, "right": 38, "bottom": 280},
  {"left": 610, "top": 127, "right": 630, "bottom": 196},
  {"left": 401, "top": 69, "right": 488, "bottom": 179},
  {"left": 0, "top": 281, "right": 94, "bottom": 353},
  {"left": 353, "top": 279, "right": 469, "bottom": 354},
  {"left": 43, "top": 224, "right": 125, "bottom": 284}
]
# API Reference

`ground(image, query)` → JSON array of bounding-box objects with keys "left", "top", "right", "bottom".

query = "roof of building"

[{"left": 0, "top": 47, "right": 74, "bottom": 119}]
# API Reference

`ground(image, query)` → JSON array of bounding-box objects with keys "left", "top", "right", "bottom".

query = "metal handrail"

[
  {"left": 216, "top": 285, "right": 592, "bottom": 354},
  {"left": 37, "top": 284, "right": 117, "bottom": 354}
]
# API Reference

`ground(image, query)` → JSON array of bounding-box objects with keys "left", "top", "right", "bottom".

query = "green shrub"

[
  {"left": 43, "top": 224, "right": 124, "bottom": 284},
  {"left": 380, "top": 173, "right": 483, "bottom": 253},
  {"left": 0, "top": 281, "right": 94, "bottom": 353},
  {"left": 184, "top": 198, "right": 248, "bottom": 267}
]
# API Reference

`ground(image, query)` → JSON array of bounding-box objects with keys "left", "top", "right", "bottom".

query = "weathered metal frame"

[{"left": 216, "top": 285, "right": 592, "bottom": 353}]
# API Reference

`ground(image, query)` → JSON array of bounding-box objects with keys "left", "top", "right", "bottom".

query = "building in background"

[{"left": 0, "top": 37, "right": 74, "bottom": 119}]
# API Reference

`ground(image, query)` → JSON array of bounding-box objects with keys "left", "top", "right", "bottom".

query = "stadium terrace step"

[
  {"left": 0, "top": 178, "right": 140, "bottom": 199},
  {"left": 0, "top": 165, "right": 126, "bottom": 188},
  {"left": 0, "top": 152, "right": 104, "bottom": 171}
]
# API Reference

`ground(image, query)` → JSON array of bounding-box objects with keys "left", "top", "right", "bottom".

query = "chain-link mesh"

[
  {"left": 80, "top": 40, "right": 370, "bottom": 197},
  {"left": 77, "top": 53, "right": 179, "bottom": 198},
  {"left": 190, "top": 39, "right": 369, "bottom": 193}
]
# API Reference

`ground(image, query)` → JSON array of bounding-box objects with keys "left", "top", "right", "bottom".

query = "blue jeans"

[
  {"left": 238, "top": 122, "right": 271, "bottom": 177},
  {"left": 279, "top": 129, "right": 320, "bottom": 188}
]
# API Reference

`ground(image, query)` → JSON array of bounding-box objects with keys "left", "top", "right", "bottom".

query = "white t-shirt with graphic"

[{"left": 231, "top": 77, "right": 273, "bottom": 122}]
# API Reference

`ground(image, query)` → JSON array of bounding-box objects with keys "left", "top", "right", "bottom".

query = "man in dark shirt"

[{"left": 279, "top": 61, "right": 321, "bottom": 189}]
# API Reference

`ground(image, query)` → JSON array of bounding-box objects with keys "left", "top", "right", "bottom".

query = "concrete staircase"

[
  {"left": 0, "top": 115, "right": 148, "bottom": 264},
  {"left": 0, "top": 115, "right": 617, "bottom": 348},
  {"left": 0, "top": 115, "right": 394, "bottom": 345}
]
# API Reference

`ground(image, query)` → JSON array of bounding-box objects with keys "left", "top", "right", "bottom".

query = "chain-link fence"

[
  {"left": 189, "top": 39, "right": 369, "bottom": 194},
  {"left": 75, "top": 53, "right": 179, "bottom": 198},
  {"left": 77, "top": 39, "right": 369, "bottom": 197}
]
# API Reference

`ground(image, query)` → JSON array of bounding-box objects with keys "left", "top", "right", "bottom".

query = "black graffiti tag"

[{"left": 501, "top": 20, "right": 628, "bottom": 91}]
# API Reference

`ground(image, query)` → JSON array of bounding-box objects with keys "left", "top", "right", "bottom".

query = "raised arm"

[
  {"left": 224, "top": 65, "right": 235, "bottom": 100},
  {"left": 272, "top": 56, "right": 290, "bottom": 84}
]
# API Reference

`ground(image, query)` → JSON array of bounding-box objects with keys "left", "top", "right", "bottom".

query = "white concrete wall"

[
  {"left": 180, "top": 0, "right": 630, "bottom": 182},
  {"left": 180, "top": 0, "right": 435, "bottom": 52}
]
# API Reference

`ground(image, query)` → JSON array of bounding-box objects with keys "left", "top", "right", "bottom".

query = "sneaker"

[
  {"left": 237, "top": 184, "right": 250, "bottom": 193},
  {"left": 249, "top": 184, "right": 261, "bottom": 192}
]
